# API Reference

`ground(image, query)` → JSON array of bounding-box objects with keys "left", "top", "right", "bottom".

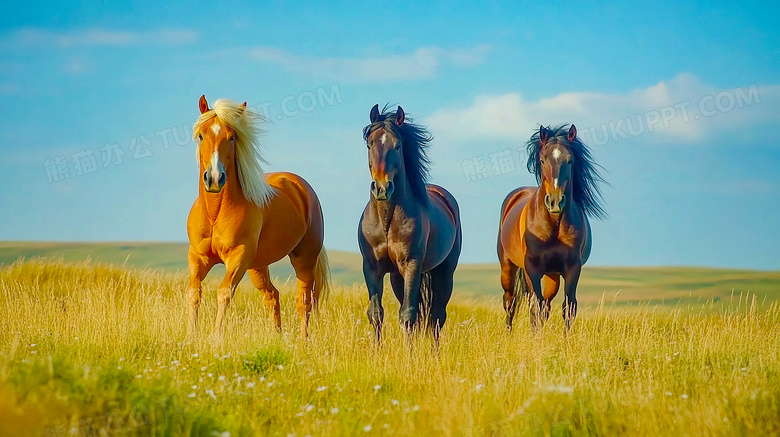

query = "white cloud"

[
  {"left": 426, "top": 74, "right": 780, "bottom": 146},
  {"left": 63, "top": 58, "right": 89, "bottom": 74},
  {"left": 3, "top": 27, "right": 197, "bottom": 48},
  {"left": 247, "top": 45, "right": 491, "bottom": 81}
]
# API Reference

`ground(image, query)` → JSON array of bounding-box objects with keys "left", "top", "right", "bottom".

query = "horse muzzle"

[
  {"left": 544, "top": 192, "right": 566, "bottom": 214},
  {"left": 370, "top": 180, "right": 394, "bottom": 201},
  {"left": 204, "top": 168, "right": 226, "bottom": 193}
]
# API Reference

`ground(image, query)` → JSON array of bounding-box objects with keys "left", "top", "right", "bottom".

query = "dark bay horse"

[
  {"left": 358, "top": 104, "right": 462, "bottom": 343},
  {"left": 498, "top": 125, "right": 606, "bottom": 331}
]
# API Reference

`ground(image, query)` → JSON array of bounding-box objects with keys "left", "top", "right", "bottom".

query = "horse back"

[
  {"left": 498, "top": 186, "right": 537, "bottom": 266},
  {"left": 500, "top": 187, "right": 536, "bottom": 223},
  {"left": 422, "top": 184, "right": 461, "bottom": 271},
  {"left": 248, "top": 172, "right": 324, "bottom": 267},
  {"left": 426, "top": 184, "right": 460, "bottom": 225},
  {"left": 266, "top": 172, "right": 322, "bottom": 227}
]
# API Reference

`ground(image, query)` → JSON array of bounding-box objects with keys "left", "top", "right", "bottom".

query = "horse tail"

[
  {"left": 420, "top": 271, "right": 433, "bottom": 324},
  {"left": 313, "top": 247, "right": 331, "bottom": 306},
  {"left": 512, "top": 268, "right": 528, "bottom": 311}
]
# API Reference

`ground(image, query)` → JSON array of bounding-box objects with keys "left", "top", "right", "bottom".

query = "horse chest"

[
  {"left": 203, "top": 220, "right": 258, "bottom": 261},
  {"left": 363, "top": 206, "right": 420, "bottom": 260},
  {"left": 525, "top": 229, "right": 578, "bottom": 271},
  {"left": 369, "top": 233, "right": 411, "bottom": 265}
]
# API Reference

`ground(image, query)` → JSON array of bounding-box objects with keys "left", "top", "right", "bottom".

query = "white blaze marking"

[
  {"left": 211, "top": 123, "right": 221, "bottom": 136},
  {"left": 381, "top": 133, "right": 387, "bottom": 145},
  {"left": 552, "top": 147, "right": 561, "bottom": 161},
  {"left": 210, "top": 149, "right": 221, "bottom": 172},
  {"left": 554, "top": 178, "right": 558, "bottom": 188}
]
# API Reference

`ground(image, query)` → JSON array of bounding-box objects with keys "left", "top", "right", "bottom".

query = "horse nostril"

[
  {"left": 559, "top": 194, "right": 566, "bottom": 206},
  {"left": 386, "top": 180, "right": 394, "bottom": 193},
  {"left": 203, "top": 171, "right": 210, "bottom": 185},
  {"left": 218, "top": 172, "right": 226, "bottom": 186},
  {"left": 544, "top": 194, "right": 551, "bottom": 208},
  {"left": 370, "top": 181, "right": 377, "bottom": 194}
]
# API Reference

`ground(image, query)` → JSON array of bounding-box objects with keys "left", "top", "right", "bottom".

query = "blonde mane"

[{"left": 194, "top": 99, "right": 275, "bottom": 207}]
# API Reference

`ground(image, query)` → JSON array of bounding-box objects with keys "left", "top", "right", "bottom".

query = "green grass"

[{"left": 0, "top": 259, "right": 779, "bottom": 436}]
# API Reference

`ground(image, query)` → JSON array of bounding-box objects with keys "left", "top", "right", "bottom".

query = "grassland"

[
  {"left": 2, "top": 241, "right": 780, "bottom": 307},
  {"left": 0, "top": 244, "right": 779, "bottom": 436}
]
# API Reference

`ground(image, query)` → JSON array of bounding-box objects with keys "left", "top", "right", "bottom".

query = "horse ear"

[
  {"left": 237, "top": 101, "right": 247, "bottom": 116},
  {"left": 199, "top": 95, "right": 209, "bottom": 114},
  {"left": 370, "top": 104, "right": 380, "bottom": 123},
  {"left": 568, "top": 124, "right": 577, "bottom": 141},
  {"left": 395, "top": 106, "right": 405, "bottom": 126},
  {"left": 539, "top": 125, "right": 549, "bottom": 145}
]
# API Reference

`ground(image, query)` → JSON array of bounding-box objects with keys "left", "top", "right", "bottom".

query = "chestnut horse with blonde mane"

[
  {"left": 187, "top": 95, "right": 330, "bottom": 339},
  {"left": 498, "top": 124, "right": 605, "bottom": 331}
]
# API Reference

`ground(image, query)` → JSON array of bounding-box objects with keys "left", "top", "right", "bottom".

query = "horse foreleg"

[
  {"left": 500, "top": 260, "right": 519, "bottom": 330},
  {"left": 562, "top": 263, "right": 582, "bottom": 331},
  {"left": 248, "top": 268, "right": 281, "bottom": 332},
  {"left": 187, "top": 250, "right": 213, "bottom": 338},
  {"left": 398, "top": 258, "right": 423, "bottom": 333},
  {"left": 525, "top": 267, "right": 545, "bottom": 333},
  {"left": 363, "top": 259, "right": 386, "bottom": 342},
  {"left": 213, "top": 247, "right": 249, "bottom": 341}
]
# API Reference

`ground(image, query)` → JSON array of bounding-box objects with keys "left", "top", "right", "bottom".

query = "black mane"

[
  {"left": 363, "top": 105, "right": 432, "bottom": 205},
  {"left": 526, "top": 124, "right": 607, "bottom": 219}
]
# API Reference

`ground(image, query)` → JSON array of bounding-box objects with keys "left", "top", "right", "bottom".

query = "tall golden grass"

[{"left": 0, "top": 259, "right": 778, "bottom": 436}]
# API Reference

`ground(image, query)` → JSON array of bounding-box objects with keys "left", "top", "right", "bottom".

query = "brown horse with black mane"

[
  {"left": 498, "top": 124, "right": 606, "bottom": 331},
  {"left": 358, "top": 104, "right": 462, "bottom": 344}
]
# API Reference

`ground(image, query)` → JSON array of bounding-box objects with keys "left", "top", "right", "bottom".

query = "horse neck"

[
  {"left": 200, "top": 161, "right": 245, "bottom": 223},
  {"left": 371, "top": 165, "right": 419, "bottom": 230},
  {"left": 530, "top": 176, "right": 574, "bottom": 229}
]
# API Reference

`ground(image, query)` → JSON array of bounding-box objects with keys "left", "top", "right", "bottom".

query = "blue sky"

[{"left": 0, "top": 1, "right": 778, "bottom": 269}]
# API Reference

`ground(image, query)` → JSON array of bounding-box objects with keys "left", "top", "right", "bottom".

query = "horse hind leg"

[
  {"left": 528, "top": 274, "right": 560, "bottom": 330},
  {"left": 247, "top": 268, "right": 281, "bottom": 332},
  {"left": 389, "top": 271, "right": 405, "bottom": 305},
  {"left": 427, "top": 231, "right": 460, "bottom": 346},
  {"left": 500, "top": 262, "right": 520, "bottom": 330},
  {"left": 289, "top": 252, "right": 317, "bottom": 339},
  {"left": 562, "top": 264, "right": 582, "bottom": 332},
  {"left": 428, "top": 266, "right": 454, "bottom": 347},
  {"left": 542, "top": 274, "right": 560, "bottom": 324}
]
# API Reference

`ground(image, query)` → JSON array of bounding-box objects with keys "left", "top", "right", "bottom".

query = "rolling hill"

[{"left": 1, "top": 241, "right": 779, "bottom": 306}]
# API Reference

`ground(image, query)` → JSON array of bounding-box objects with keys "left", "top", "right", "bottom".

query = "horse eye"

[
  {"left": 197, "top": 134, "right": 203, "bottom": 141},
  {"left": 366, "top": 141, "right": 371, "bottom": 149},
  {"left": 229, "top": 136, "right": 235, "bottom": 142}
]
